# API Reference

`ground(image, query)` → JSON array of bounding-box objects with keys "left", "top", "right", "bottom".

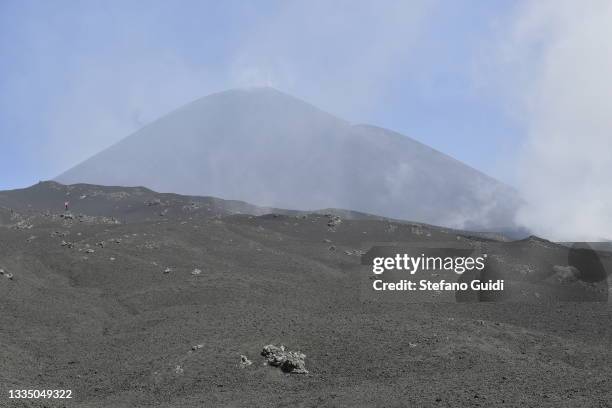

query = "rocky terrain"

[{"left": 1, "top": 182, "right": 610, "bottom": 407}]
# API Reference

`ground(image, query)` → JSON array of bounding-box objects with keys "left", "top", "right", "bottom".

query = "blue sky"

[
  {"left": 1, "top": 0, "right": 611, "bottom": 239},
  {"left": 0, "top": 0, "right": 521, "bottom": 189}
]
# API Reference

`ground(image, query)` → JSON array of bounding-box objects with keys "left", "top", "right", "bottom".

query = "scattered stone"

[
  {"left": 96, "top": 241, "right": 105, "bottom": 248},
  {"left": 183, "top": 202, "right": 201, "bottom": 211},
  {"left": 108, "top": 191, "right": 129, "bottom": 200},
  {"left": 85, "top": 249, "right": 95, "bottom": 254},
  {"left": 326, "top": 215, "right": 342, "bottom": 229},
  {"left": 145, "top": 199, "right": 162, "bottom": 206},
  {"left": 26, "top": 235, "right": 37, "bottom": 243},
  {"left": 60, "top": 240, "right": 74, "bottom": 248},
  {"left": 191, "top": 344, "right": 204, "bottom": 351},
  {"left": 552, "top": 265, "right": 581, "bottom": 283},
  {"left": 163, "top": 267, "right": 172, "bottom": 274},
  {"left": 109, "top": 257, "right": 116, "bottom": 261},
  {"left": 14, "top": 220, "right": 34, "bottom": 230},
  {"left": 261, "top": 344, "right": 308, "bottom": 374},
  {"left": 191, "top": 268, "right": 202, "bottom": 276},
  {"left": 239, "top": 355, "right": 252, "bottom": 368},
  {"left": 143, "top": 242, "right": 160, "bottom": 250},
  {"left": 5, "top": 273, "right": 14, "bottom": 280},
  {"left": 517, "top": 264, "right": 536, "bottom": 276},
  {"left": 411, "top": 225, "right": 424, "bottom": 236},
  {"left": 386, "top": 224, "right": 398, "bottom": 233},
  {"left": 262, "top": 344, "right": 286, "bottom": 365},
  {"left": 328, "top": 245, "right": 336, "bottom": 251},
  {"left": 174, "top": 365, "right": 184, "bottom": 375},
  {"left": 323, "top": 239, "right": 332, "bottom": 243},
  {"left": 344, "top": 249, "right": 366, "bottom": 256}
]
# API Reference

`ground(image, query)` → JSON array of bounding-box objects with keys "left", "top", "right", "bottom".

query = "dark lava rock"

[{"left": 261, "top": 344, "right": 308, "bottom": 374}]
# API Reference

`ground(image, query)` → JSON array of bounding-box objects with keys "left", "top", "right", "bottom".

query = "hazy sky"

[
  {"left": 0, "top": 1, "right": 519, "bottom": 187},
  {"left": 1, "top": 0, "right": 611, "bottom": 239}
]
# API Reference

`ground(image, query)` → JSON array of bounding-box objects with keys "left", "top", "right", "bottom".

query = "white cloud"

[{"left": 494, "top": 0, "right": 612, "bottom": 240}]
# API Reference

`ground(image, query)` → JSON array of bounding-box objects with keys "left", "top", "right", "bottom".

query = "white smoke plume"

[{"left": 496, "top": 1, "right": 612, "bottom": 241}]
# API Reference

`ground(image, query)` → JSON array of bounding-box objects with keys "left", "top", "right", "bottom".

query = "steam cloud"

[{"left": 497, "top": 1, "right": 612, "bottom": 241}]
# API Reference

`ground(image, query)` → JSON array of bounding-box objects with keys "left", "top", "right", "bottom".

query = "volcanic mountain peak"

[{"left": 56, "top": 88, "right": 520, "bottom": 231}]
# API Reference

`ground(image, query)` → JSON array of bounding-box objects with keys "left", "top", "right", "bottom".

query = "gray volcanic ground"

[
  {"left": 56, "top": 87, "right": 519, "bottom": 231},
  {"left": 1, "top": 182, "right": 610, "bottom": 407}
]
